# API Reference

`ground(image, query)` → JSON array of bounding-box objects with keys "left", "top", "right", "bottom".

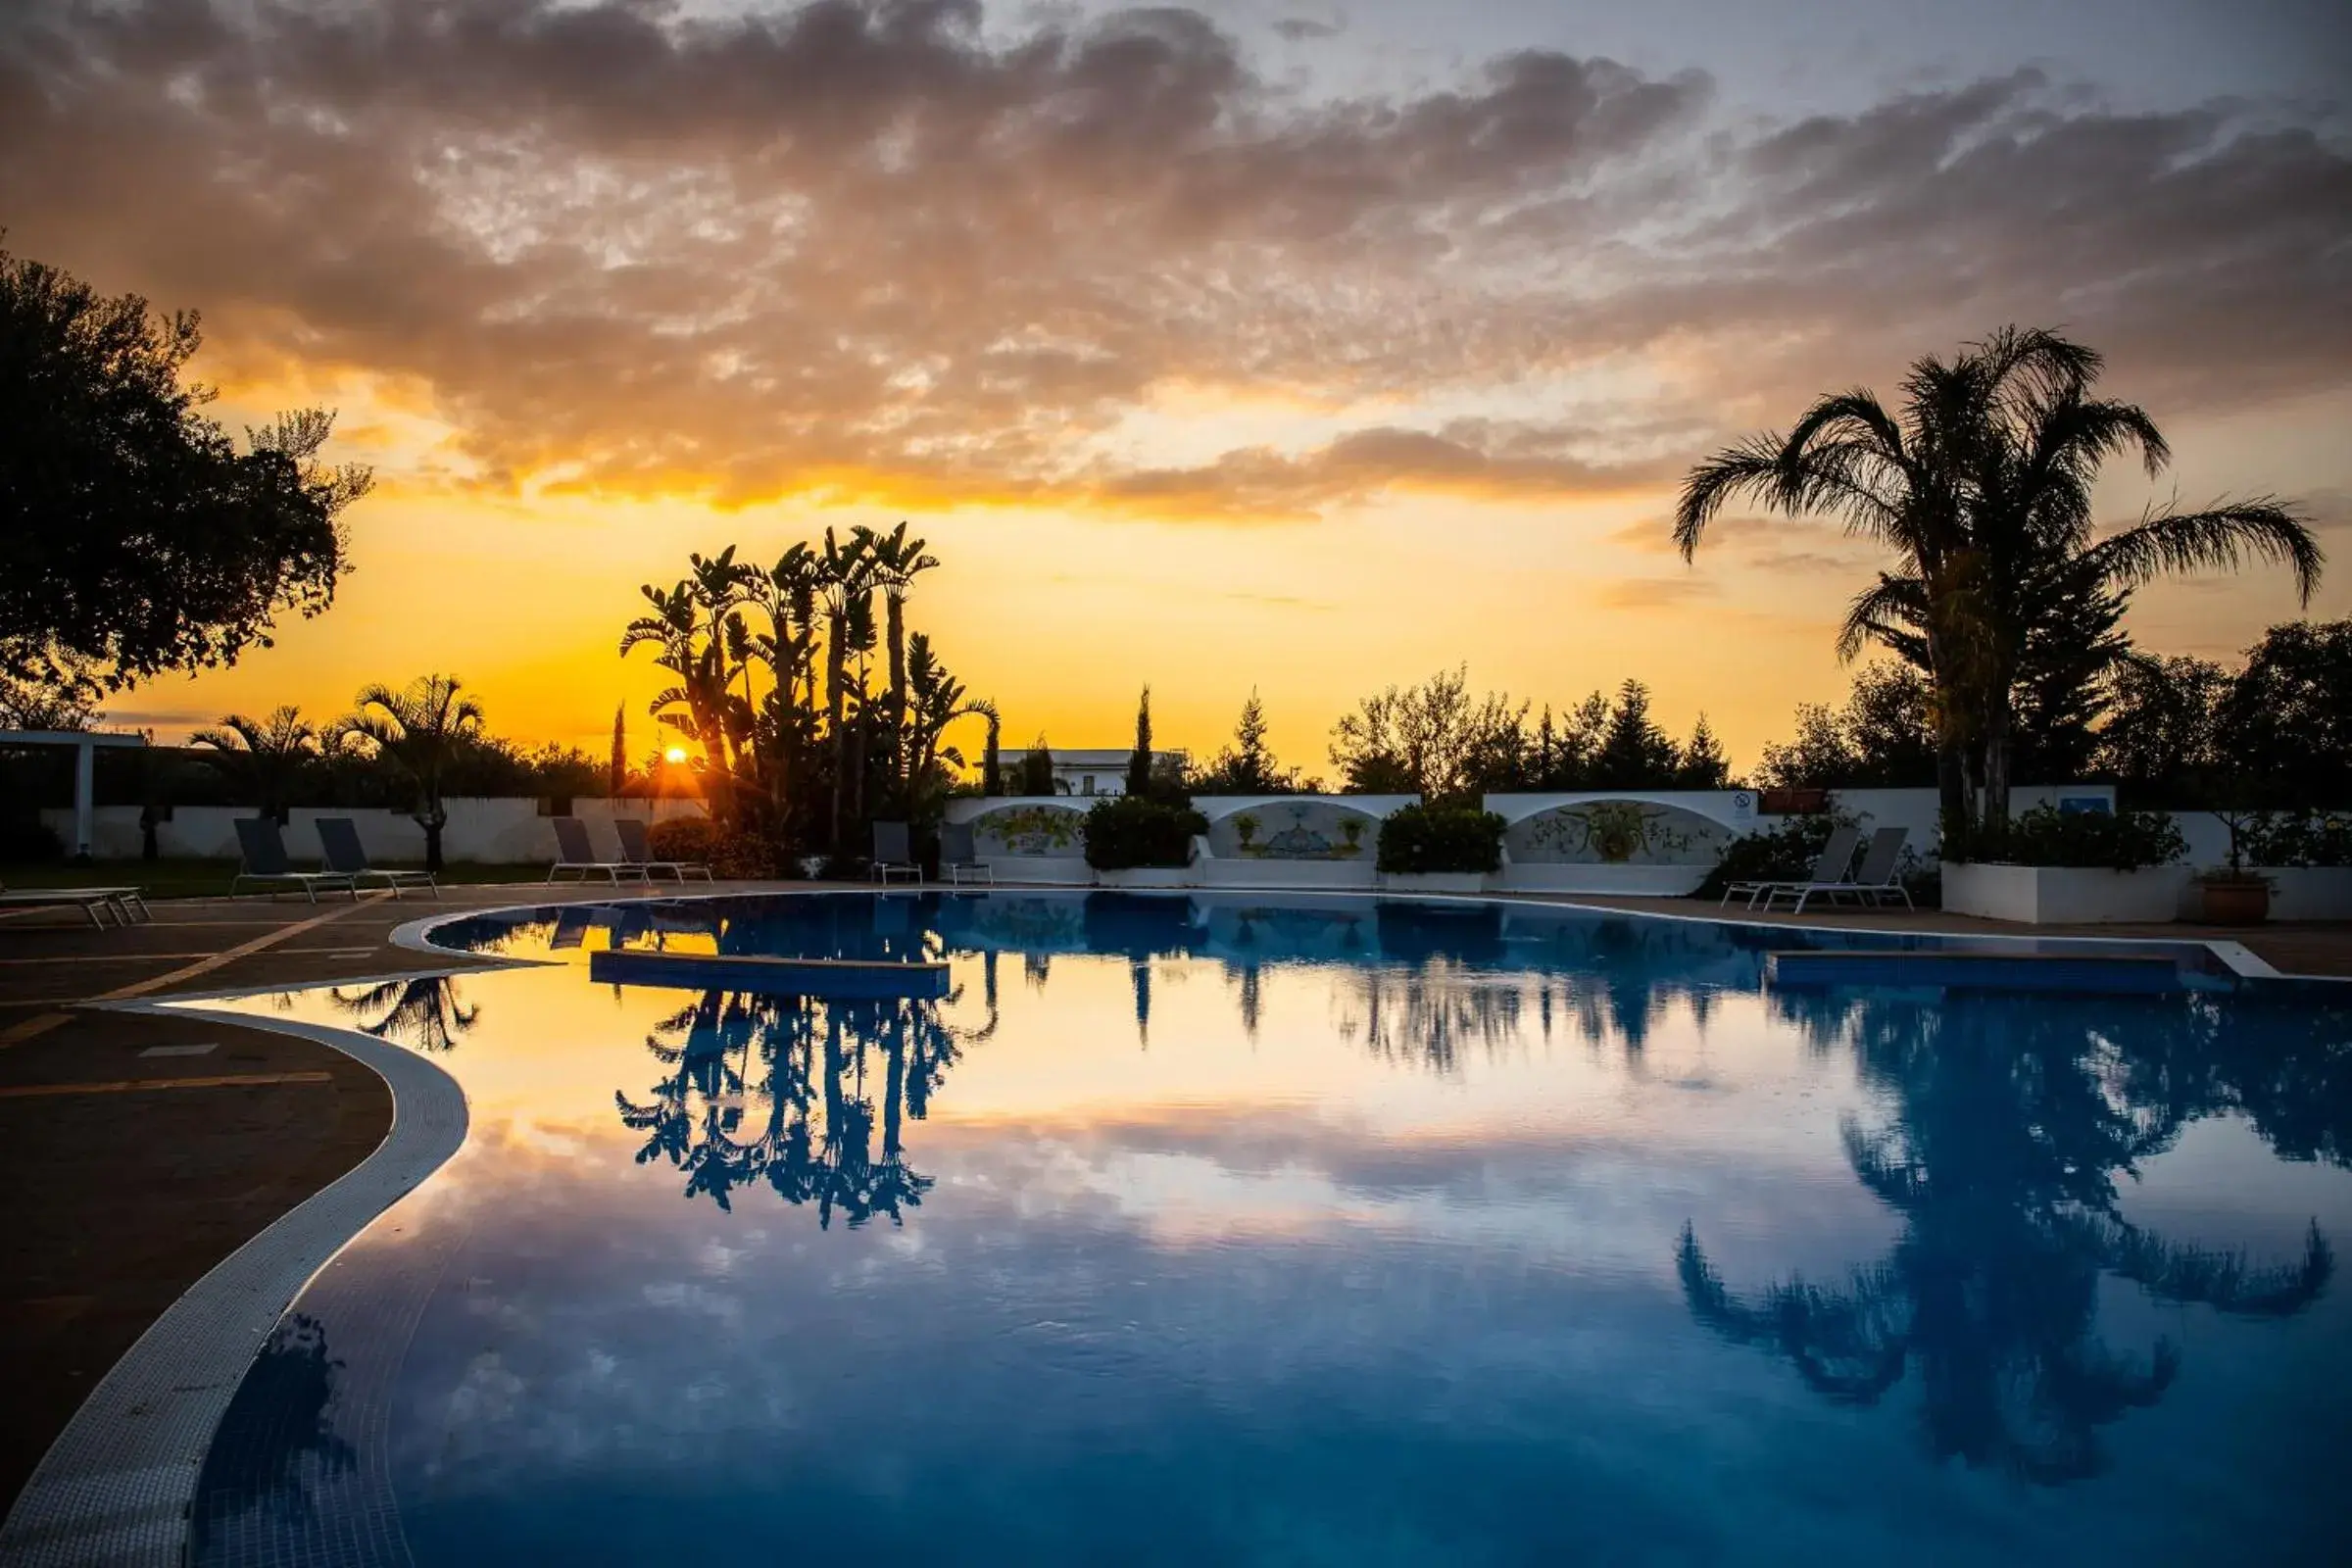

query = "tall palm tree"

[
  {"left": 857, "top": 521, "right": 939, "bottom": 741},
  {"left": 190, "top": 705, "right": 319, "bottom": 822},
  {"left": 816, "top": 529, "right": 874, "bottom": 847},
  {"left": 340, "top": 675, "right": 483, "bottom": 872},
  {"left": 1677, "top": 327, "right": 2321, "bottom": 842},
  {"left": 1838, "top": 332, "right": 2320, "bottom": 829}
]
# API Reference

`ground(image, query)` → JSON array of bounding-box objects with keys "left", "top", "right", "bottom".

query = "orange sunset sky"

[{"left": 5, "top": 0, "right": 2347, "bottom": 770}]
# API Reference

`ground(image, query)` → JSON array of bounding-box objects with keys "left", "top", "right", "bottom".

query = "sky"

[{"left": 3, "top": 0, "right": 2348, "bottom": 771}]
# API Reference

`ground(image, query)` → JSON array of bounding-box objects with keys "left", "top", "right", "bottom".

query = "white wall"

[{"left": 44, "top": 798, "right": 707, "bottom": 864}]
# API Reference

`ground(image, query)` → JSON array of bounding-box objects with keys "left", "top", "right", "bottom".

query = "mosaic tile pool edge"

[{"left": 0, "top": 998, "right": 469, "bottom": 1568}]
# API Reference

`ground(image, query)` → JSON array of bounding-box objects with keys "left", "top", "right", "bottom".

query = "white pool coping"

[{"left": 0, "top": 984, "right": 473, "bottom": 1568}]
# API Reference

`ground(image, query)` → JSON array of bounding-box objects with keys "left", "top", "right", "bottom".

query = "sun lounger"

[
  {"left": 0, "top": 879, "right": 150, "bottom": 928},
  {"left": 1723, "top": 824, "right": 1859, "bottom": 909},
  {"left": 548, "top": 816, "right": 651, "bottom": 884},
  {"left": 317, "top": 816, "right": 438, "bottom": 899},
  {"left": 939, "top": 821, "right": 993, "bottom": 885},
  {"left": 232, "top": 815, "right": 360, "bottom": 903},
  {"left": 613, "top": 816, "right": 713, "bottom": 881},
  {"left": 871, "top": 821, "right": 922, "bottom": 885},
  {"left": 1758, "top": 825, "right": 1914, "bottom": 913}
]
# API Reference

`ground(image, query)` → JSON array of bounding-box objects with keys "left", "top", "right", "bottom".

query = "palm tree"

[
  {"left": 816, "top": 529, "right": 874, "bottom": 847},
  {"left": 858, "top": 521, "right": 939, "bottom": 738},
  {"left": 339, "top": 675, "right": 483, "bottom": 872},
  {"left": 190, "top": 705, "right": 319, "bottom": 822},
  {"left": 621, "top": 579, "right": 740, "bottom": 824},
  {"left": 1678, "top": 327, "right": 2322, "bottom": 842},
  {"left": 902, "top": 634, "right": 994, "bottom": 814}
]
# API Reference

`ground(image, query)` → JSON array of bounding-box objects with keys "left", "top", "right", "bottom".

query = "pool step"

[{"left": 589, "top": 949, "right": 952, "bottom": 999}]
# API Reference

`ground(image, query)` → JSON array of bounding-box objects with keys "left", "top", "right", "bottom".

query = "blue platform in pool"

[
  {"left": 587, "top": 947, "right": 952, "bottom": 998},
  {"left": 1765, "top": 948, "right": 2203, "bottom": 994},
  {"left": 172, "top": 892, "right": 2352, "bottom": 1567}
]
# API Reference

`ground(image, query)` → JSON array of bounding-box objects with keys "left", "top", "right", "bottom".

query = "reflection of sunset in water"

[{"left": 178, "top": 894, "right": 2352, "bottom": 1566}]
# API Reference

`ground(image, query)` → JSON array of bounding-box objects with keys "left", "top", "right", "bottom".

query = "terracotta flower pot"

[{"left": 2198, "top": 878, "right": 2271, "bottom": 926}]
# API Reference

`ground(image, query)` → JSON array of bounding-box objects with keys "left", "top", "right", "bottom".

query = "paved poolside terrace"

[{"left": 3, "top": 879, "right": 2346, "bottom": 1515}]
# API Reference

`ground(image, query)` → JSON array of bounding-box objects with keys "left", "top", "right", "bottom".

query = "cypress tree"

[{"left": 1126, "top": 684, "right": 1153, "bottom": 796}]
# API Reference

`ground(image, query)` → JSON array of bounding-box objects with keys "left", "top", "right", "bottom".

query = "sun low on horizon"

[{"left": 5, "top": 0, "right": 2346, "bottom": 770}]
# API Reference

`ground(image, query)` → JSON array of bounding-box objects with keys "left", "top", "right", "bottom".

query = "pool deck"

[{"left": 2, "top": 879, "right": 2347, "bottom": 1515}]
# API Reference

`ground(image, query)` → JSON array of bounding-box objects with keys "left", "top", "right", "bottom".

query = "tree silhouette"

[
  {"left": 336, "top": 674, "right": 484, "bottom": 872},
  {"left": 325, "top": 975, "right": 479, "bottom": 1054},
  {"left": 191, "top": 705, "right": 321, "bottom": 822},
  {"left": 1679, "top": 326, "right": 2320, "bottom": 841},
  {"left": 1680, "top": 990, "right": 2332, "bottom": 1483}
]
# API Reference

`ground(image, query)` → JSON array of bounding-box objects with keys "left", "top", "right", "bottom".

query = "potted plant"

[
  {"left": 2197, "top": 805, "right": 2272, "bottom": 924},
  {"left": 1233, "top": 812, "right": 1259, "bottom": 855}
]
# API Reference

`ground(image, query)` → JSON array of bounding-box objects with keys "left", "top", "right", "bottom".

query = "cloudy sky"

[{"left": 5, "top": 0, "right": 2348, "bottom": 764}]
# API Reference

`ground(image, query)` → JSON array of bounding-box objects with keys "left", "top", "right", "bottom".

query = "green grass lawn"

[{"left": 1, "top": 858, "right": 564, "bottom": 900}]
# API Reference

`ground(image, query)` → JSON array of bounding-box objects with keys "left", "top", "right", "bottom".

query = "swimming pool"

[{"left": 172, "top": 892, "right": 2350, "bottom": 1564}]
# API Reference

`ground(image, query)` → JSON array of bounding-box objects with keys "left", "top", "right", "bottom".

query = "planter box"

[
  {"left": 2260, "top": 866, "right": 2352, "bottom": 922},
  {"left": 974, "top": 855, "right": 1093, "bottom": 885},
  {"left": 1498, "top": 862, "right": 1707, "bottom": 897},
  {"left": 1942, "top": 862, "right": 2190, "bottom": 925},
  {"left": 1380, "top": 871, "right": 1493, "bottom": 895},
  {"left": 1093, "top": 866, "right": 1194, "bottom": 890},
  {"left": 1198, "top": 858, "right": 1379, "bottom": 890}
]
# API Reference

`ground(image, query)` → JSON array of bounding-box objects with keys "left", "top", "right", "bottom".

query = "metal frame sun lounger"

[
  {"left": 548, "top": 816, "right": 652, "bottom": 884},
  {"left": 231, "top": 815, "right": 360, "bottom": 903},
  {"left": 1757, "top": 825, "right": 1915, "bottom": 913},
  {"left": 613, "top": 816, "right": 713, "bottom": 881},
  {"left": 0, "top": 880, "right": 151, "bottom": 928},
  {"left": 938, "top": 820, "right": 994, "bottom": 886},
  {"left": 1723, "top": 824, "right": 1859, "bottom": 910},
  {"left": 870, "top": 821, "right": 922, "bottom": 885},
  {"left": 317, "top": 815, "right": 439, "bottom": 899}
]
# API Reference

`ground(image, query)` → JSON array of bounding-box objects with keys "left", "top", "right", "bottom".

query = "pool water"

[{"left": 180, "top": 893, "right": 2352, "bottom": 1566}]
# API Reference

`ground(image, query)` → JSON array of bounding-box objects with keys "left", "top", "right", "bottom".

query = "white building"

[{"left": 1022, "top": 747, "right": 1187, "bottom": 798}]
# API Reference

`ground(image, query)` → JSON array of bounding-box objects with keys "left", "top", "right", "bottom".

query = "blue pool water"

[{"left": 180, "top": 893, "right": 2351, "bottom": 1566}]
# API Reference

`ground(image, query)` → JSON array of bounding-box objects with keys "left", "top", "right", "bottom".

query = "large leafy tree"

[
  {"left": 1679, "top": 326, "right": 2320, "bottom": 844},
  {"left": 0, "top": 247, "right": 369, "bottom": 700},
  {"left": 2212, "top": 619, "right": 2352, "bottom": 808}
]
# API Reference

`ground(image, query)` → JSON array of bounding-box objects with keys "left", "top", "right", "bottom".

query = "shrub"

[
  {"left": 1983, "top": 805, "right": 2184, "bottom": 871},
  {"left": 0, "top": 814, "right": 64, "bottom": 861},
  {"left": 646, "top": 814, "right": 783, "bottom": 878},
  {"left": 1376, "top": 804, "right": 1503, "bottom": 874},
  {"left": 1693, "top": 812, "right": 1846, "bottom": 901},
  {"left": 2236, "top": 811, "right": 2352, "bottom": 868},
  {"left": 1083, "top": 797, "right": 1207, "bottom": 870}
]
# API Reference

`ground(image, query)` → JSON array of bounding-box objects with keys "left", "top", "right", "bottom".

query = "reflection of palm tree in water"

[
  {"left": 1336, "top": 961, "right": 1529, "bottom": 1075},
  {"left": 1680, "top": 991, "right": 2333, "bottom": 1484},
  {"left": 615, "top": 977, "right": 977, "bottom": 1227},
  {"left": 190, "top": 1313, "right": 356, "bottom": 1538},
  {"left": 324, "top": 975, "right": 478, "bottom": 1053}
]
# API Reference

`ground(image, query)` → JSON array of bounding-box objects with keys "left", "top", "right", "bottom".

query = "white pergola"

[{"left": 1, "top": 729, "right": 149, "bottom": 858}]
